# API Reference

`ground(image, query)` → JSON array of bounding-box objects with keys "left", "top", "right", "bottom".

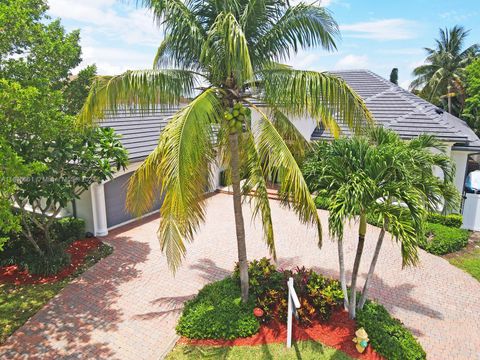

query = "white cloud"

[
  {"left": 334, "top": 54, "right": 369, "bottom": 70},
  {"left": 48, "top": 0, "right": 162, "bottom": 47},
  {"left": 340, "top": 19, "right": 419, "bottom": 40}
]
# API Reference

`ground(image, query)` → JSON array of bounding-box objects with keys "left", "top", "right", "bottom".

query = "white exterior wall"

[{"left": 451, "top": 150, "right": 469, "bottom": 194}]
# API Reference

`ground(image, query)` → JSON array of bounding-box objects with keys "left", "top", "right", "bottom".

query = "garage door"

[{"left": 104, "top": 172, "right": 164, "bottom": 228}]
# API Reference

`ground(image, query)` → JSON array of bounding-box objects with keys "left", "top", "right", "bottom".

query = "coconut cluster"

[{"left": 224, "top": 102, "right": 250, "bottom": 133}]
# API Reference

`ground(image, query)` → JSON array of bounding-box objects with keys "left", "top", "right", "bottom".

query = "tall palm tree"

[
  {"left": 411, "top": 25, "right": 479, "bottom": 115},
  {"left": 303, "top": 127, "right": 459, "bottom": 318},
  {"left": 78, "top": 0, "right": 371, "bottom": 303}
]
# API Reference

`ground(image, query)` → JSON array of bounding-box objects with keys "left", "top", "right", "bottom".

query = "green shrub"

[
  {"left": 52, "top": 217, "right": 85, "bottom": 243},
  {"left": 426, "top": 213, "right": 462, "bottom": 228},
  {"left": 357, "top": 301, "right": 426, "bottom": 360},
  {"left": 176, "top": 277, "right": 259, "bottom": 340},
  {"left": 235, "top": 258, "right": 343, "bottom": 325},
  {"left": 314, "top": 195, "right": 330, "bottom": 210},
  {"left": 420, "top": 223, "right": 469, "bottom": 255}
]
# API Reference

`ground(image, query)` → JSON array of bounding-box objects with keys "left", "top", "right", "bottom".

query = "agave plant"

[{"left": 78, "top": 0, "right": 371, "bottom": 302}]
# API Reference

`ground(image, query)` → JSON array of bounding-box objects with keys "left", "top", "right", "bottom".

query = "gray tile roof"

[
  {"left": 311, "top": 70, "right": 480, "bottom": 149},
  {"left": 101, "top": 70, "right": 480, "bottom": 163},
  {"left": 100, "top": 107, "right": 182, "bottom": 161}
]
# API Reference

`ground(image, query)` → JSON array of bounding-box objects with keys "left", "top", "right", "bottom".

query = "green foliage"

[
  {"left": 390, "top": 68, "right": 398, "bottom": 85},
  {"left": 411, "top": 26, "right": 479, "bottom": 115},
  {"left": 51, "top": 217, "right": 86, "bottom": 243},
  {"left": 0, "top": 216, "right": 85, "bottom": 275},
  {"left": 314, "top": 194, "right": 330, "bottom": 210},
  {"left": 426, "top": 212, "right": 462, "bottom": 228},
  {"left": 0, "top": 0, "right": 81, "bottom": 88},
  {"left": 420, "top": 223, "right": 469, "bottom": 255},
  {"left": 81, "top": 0, "right": 373, "bottom": 274},
  {"left": 462, "top": 58, "right": 480, "bottom": 136},
  {"left": 176, "top": 277, "right": 259, "bottom": 340},
  {"left": 356, "top": 301, "right": 426, "bottom": 360},
  {"left": 234, "top": 258, "right": 343, "bottom": 325},
  {"left": 449, "top": 247, "right": 480, "bottom": 281},
  {"left": 63, "top": 65, "right": 97, "bottom": 115}
]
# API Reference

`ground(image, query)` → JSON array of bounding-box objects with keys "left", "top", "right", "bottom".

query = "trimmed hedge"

[
  {"left": 420, "top": 223, "right": 469, "bottom": 255},
  {"left": 426, "top": 213, "right": 462, "bottom": 228},
  {"left": 176, "top": 277, "right": 259, "bottom": 340},
  {"left": 357, "top": 301, "right": 426, "bottom": 360}
]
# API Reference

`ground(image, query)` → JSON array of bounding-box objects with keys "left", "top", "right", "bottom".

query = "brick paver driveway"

[{"left": 1, "top": 193, "right": 480, "bottom": 360}]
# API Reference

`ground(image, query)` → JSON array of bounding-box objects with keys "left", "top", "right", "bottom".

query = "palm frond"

[
  {"left": 202, "top": 12, "right": 254, "bottom": 86},
  {"left": 259, "top": 69, "right": 372, "bottom": 136},
  {"left": 126, "top": 88, "right": 223, "bottom": 271},
  {"left": 252, "top": 105, "right": 322, "bottom": 246},
  {"left": 254, "top": 3, "right": 339, "bottom": 64},
  {"left": 241, "top": 131, "right": 276, "bottom": 258},
  {"left": 77, "top": 69, "right": 197, "bottom": 126}
]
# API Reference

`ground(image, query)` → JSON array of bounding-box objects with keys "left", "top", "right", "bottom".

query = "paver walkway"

[{"left": 1, "top": 193, "right": 480, "bottom": 360}]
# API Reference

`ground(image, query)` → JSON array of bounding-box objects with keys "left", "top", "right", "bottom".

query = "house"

[{"left": 73, "top": 70, "right": 480, "bottom": 236}]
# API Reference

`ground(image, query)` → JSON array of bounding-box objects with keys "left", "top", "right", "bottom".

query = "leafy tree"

[
  {"left": 411, "top": 26, "right": 479, "bottom": 115},
  {"left": 303, "top": 128, "right": 459, "bottom": 318},
  {"left": 79, "top": 0, "right": 372, "bottom": 302},
  {"left": 389, "top": 68, "right": 398, "bottom": 85},
  {"left": 462, "top": 58, "right": 480, "bottom": 136},
  {"left": 0, "top": 79, "right": 128, "bottom": 256},
  {"left": 63, "top": 65, "right": 98, "bottom": 115},
  {"left": 0, "top": 0, "right": 81, "bottom": 89},
  {"left": 0, "top": 139, "right": 38, "bottom": 251}
]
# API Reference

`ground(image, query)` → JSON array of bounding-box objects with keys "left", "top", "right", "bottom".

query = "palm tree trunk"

[
  {"left": 348, "top": 212, "right": 367, "bottom": 319},
  {"left": 337, "top": 238, "right": 349, "bottom": 310},
  {"left": 447, "top": 83, "right": 452, "bottom": 114},
  {"left": 358, "top": 223, "right": 387, "bottom": 310},
  {"left": 229, "top": 132, "right": 249, "bottom": 303}
]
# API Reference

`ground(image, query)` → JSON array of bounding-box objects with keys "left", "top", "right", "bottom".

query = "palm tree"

[
  {"left": 410, "top": 25, "right": 479, "bottom": 115},
  {"left": 78, "top": 0, "right": 371, "bottom": 303},
  {"left": 303, "top": 127, "right": 459, "bottom": 318}
]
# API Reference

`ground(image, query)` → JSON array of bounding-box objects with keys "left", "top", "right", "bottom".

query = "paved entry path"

[{"left": 1, "top": 194, "right": 480, "bottom": 360}]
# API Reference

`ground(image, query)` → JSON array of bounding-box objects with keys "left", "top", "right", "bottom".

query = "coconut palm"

[
  {"left": 410, "top": 25, "right": 479, "bottom": 115},
  {"left": 78, "top": 0, "right": 371, "bottom": 303},
  {"left": 303, "top": 127, "right": 459, "bottom": 318}
]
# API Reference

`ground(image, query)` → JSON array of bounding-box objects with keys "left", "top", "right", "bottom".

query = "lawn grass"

[
  {"left": 0, "top": 242, "right": 112, "bottom": 344},
  {"left": 166, "top": 341, "right": 353, "bottom": 360},
  {"left": 448, "top": 247, "right": 480, "bottom": 281}
]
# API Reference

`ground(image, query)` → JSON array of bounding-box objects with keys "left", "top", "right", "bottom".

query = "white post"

[
  {"left": 91, "top": 182, "right": 108, "bottom": 236},
  {"left": 287, "top": 277, "right": 300, "bottom": 348}
]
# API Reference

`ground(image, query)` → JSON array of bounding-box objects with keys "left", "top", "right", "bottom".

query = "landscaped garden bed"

[
  {"left": 0, "top": 238, "right": 113, "bottom": 344},
  {"left": 171, "top": 258, "right": 425, "bottom": 360}
]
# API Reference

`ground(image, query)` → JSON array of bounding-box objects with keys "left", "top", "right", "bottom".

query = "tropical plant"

[
  {"left": 389, "top": 68, "right": 398, "bottom": 85},
  {"left": 78, "top": 0, "right": 371, "bottom": 302},
  {"left": 410, "top": 26, "right": 479, "bottom": 115},
  {"left": 462, "top": 58, "right": 480, "bottom": 136},
  {"left": 303, "top": 127, "right": 459, "bottom": 318}
]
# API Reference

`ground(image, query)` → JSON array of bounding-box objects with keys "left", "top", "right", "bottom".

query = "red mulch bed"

[
  {"left": 179, "top": 310, "right": 383, "bottom": 360},
  {"left": 0, "top": 238, "right": 101, "bottom": 285}
]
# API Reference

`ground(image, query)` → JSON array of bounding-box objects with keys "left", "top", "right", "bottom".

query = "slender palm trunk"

[
  {"left": 447, "top": 83, "right": 452, "bottom": 114},
  {"left": 229, "top": 132, "right": 249, "bottom": 303},
  {"left": 337, "top": 238, "right": 349, "bottom": 310},
  {"left": 348, "top": 212, "right": 367, "bottom": 319},
  {"left": 358, "top": 224, "right": 387, "bottom": 310}
]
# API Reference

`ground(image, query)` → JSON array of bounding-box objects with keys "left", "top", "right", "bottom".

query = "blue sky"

[{"left": 48, "top": 0, "right": 480, "bottom": 89}]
